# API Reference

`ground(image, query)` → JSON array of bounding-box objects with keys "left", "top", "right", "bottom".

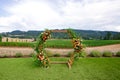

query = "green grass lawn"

[{"left": 0, "top": 57, "right": 120, "bottom": 80}]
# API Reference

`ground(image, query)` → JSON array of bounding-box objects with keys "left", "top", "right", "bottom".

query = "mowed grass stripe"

[{"left": 0, "top": 58, "right": 120, "bottom": 80}]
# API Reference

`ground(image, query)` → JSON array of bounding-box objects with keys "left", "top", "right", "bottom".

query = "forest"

[{"left": 0, "top": 29, "right": 120, "bottom": 40}]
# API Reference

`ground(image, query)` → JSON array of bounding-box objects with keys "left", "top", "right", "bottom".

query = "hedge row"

[{"left": 89, "top": 51, "right": 120, "bottom": 57}]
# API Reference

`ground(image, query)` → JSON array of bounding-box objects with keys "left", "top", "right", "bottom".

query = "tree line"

[{"left": 1, "top": 29, "right": 120, "bottom": 40}]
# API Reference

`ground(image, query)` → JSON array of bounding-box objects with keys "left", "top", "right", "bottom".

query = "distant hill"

[{"left": 1, "top": 29, "right": 120, "bottom": 40}]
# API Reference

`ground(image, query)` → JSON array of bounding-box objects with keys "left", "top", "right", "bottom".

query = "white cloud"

[
  {"left": 0, "top": 0, "right": 120, "bottom": 32},
  {"left": 115, "top": 26, "right": 120, "bottom": 32},
  {"left": 63, "top": 0, "right": 120, "bottom": 21}
]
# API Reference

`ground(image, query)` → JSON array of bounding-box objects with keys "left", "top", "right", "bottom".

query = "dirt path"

[
  {"left": 0, "top": 47, "right": 34, "bottom": 56},
  {"left": 85, "top": 44, "right": 120, "bottom": 54},
  {"left": 0, "top": 44, "right": 120, "bottom": 56},
  {"left": 46, "top": 44, "right": 120, "bottom": 55}
]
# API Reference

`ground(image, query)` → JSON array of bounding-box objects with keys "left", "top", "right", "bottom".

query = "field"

[
  {"left": 0, "top": 39, "right": 120, "bottom": 80},
  {"left": 46, "top": 39, "right": 120, "bottom": 48},
  {"left": 0, "top": 58, "right": 120, "bottom": 80},
  {"left": 0, "top": 40, "right": 120, "bottom": 48},
  {"left": 0, "top": 42, "right": 34, "bottom": 47}
]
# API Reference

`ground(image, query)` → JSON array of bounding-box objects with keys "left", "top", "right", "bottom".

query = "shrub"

[
  {"left": 53, "top": 53, "right": 60, "bottom": 57},
  {"left": 116, "top": 51, "right": 120, "bottom": 57},
  {"left": 34, "top": 57, "right": 43, "bottom": 67},
  {"left": 0, "top": 55, "right": 2, "bottom": 58},
  {"left": 29, "top": 53, "right": 34, "bottom": 57},
  {"left": 74, "top": 52, "right": 80, "bottom": 60},
  {"left": 79, "top": 50, "right": 87, "bottom": 57},
  {"left": 0, "top": 54, "right": 8, "bottom": 58},
  {"left": 15, "top": 52, "right": 23, "bottom": 57},
  {"left": 90, "top": 50, "right": 101, "bottom": 57},
  {"left": 67, "top": 51, "right": 87, "bottom": 58},
  {"left": 32, "top": 53, "right": 37, "bottom": 59},
  {"left": 3, "top": 54, "right": 8, "bottom": 58},
  {"left": 67, "top": 52, "right": 73, "bottom": 57},
  {"left": 103, "top": 51, "right": 113, "bottom": 57}
]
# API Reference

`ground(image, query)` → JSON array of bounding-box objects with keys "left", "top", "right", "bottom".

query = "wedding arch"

[{"left": 35, "top": 29, "right": 83, "bottom": 68}]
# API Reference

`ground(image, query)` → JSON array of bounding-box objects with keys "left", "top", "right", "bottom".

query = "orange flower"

[{"left": 38, "top": 54, "right": 45, "bottom": 61}]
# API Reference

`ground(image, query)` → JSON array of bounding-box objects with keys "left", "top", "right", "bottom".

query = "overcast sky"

[{"left": 0, "top": 0, "right": 120, "bottom": 32}]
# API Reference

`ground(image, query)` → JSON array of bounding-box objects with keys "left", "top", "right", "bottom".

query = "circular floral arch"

[{"left": 35, "top": 29, "right": 83, "bottom": 68}]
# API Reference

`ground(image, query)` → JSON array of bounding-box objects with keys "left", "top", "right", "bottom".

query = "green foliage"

[
  {"left": 15, "top": 52, "right": 23, "bottom": 57},
  {"left": 29, "top": 53, "right": 35, "bottom": 57},
  {"left": 31, "top": 53, "right": 43, "bottom": 67},
  {"left": 35, "top": 33, "right": 44, "bottom": 53},
  {"left": 116, "top": 51, "right": 120, "bottom": 57},
  {"left": 79, "top": 50, "right": 87, "bottom": 57},
  {"left": 51, "top": 32, "right": 70, "bottom": 39},
  {"left": 113, "top": 33, "right": 120, "bottom": 40},
  {"left": 74, "top": 52, "right": 80, "bottom": 60},
  {"left": 34, "top": 58, "right": 43, "bottom": 67},
  {"left": 104, "top": 32, "right": 112, "bottom": 40},
  {"left": 67, "top": 29, "right": 78, "bottom": 38},
  {"left": 103, "top": 51, "right": 113, "bottom": 57},
  {"left": 90, "top": 50, "right": 102, "bottom": 57},
  {"left": 34, "top": 30, "right": 52, "bottom": 68}
]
